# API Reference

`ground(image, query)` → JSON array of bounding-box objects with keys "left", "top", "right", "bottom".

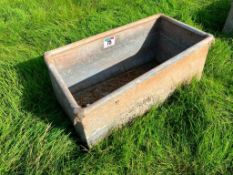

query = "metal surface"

[{"left": 44, "top": 14, "right": 214, "bottom": 148}]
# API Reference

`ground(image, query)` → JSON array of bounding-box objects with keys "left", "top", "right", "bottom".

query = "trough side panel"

[
  {"left": 58, "top": 21, "right": 157, "bottom": 88},
  {"left": 81, "top": 43, "right": 211, "bottom": 147},
  {"left": 50, "top": 15, "right": 161, "bottom": 71}
]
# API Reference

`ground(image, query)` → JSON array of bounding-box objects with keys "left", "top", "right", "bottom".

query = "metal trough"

[{"left": 44, "top": 14, "right": 214, "bottom": 148}]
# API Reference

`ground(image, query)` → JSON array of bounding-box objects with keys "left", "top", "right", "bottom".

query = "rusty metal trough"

[{"left": 44, "top": 14, "right": 214, "bottom": 148}]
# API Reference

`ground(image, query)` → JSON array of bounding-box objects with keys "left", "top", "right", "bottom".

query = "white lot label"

[{"left": 104, "top": 36, "right": 115, "bottom": 48}]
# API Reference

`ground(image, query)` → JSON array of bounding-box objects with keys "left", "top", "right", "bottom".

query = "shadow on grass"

[
  {"left": 15, "top": 56, "right": 84, "bottom": 147},
  {"left": 195, "top": 0, "right": 233, "bottom": 38},
  {"left": 195, "top": 0, "right": 230, "bottom": 32}
]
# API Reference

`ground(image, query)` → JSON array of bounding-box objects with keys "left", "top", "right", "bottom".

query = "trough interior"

[{"left": 54, "top": 16, "right": 207, "bottom": 107}]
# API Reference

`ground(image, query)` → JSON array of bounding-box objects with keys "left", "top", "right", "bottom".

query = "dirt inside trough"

[{"left": 72, "top": 60, "right": 158, "bottom": 107}]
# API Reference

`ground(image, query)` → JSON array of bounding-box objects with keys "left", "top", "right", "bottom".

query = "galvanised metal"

[{"left": 44, "top": 14, "right": 214, "bottom": 148}]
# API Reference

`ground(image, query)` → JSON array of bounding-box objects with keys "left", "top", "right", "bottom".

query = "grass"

[{"left": 0, "top": 0, "right": 232, "bottom": 174}]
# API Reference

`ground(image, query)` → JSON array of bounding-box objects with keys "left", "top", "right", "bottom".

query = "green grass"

[{"left": 0, "top": 0, "right": 232, "bottom": 174}]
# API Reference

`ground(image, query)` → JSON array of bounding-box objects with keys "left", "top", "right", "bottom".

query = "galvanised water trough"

[
  {"left": 223, "top": 0, "right": 233, "bottom": 34},
  {"left": 44, "top": 14, "right": 214, "bottom": 148}
]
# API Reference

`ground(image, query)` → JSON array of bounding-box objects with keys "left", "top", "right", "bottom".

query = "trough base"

[{"left": 72, "top": 60, "right": 158, "bottom": 107}]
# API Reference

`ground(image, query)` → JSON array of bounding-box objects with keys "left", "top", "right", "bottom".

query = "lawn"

[{"left": 0, "top": 0, "right": 232, "bottom": 174}]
